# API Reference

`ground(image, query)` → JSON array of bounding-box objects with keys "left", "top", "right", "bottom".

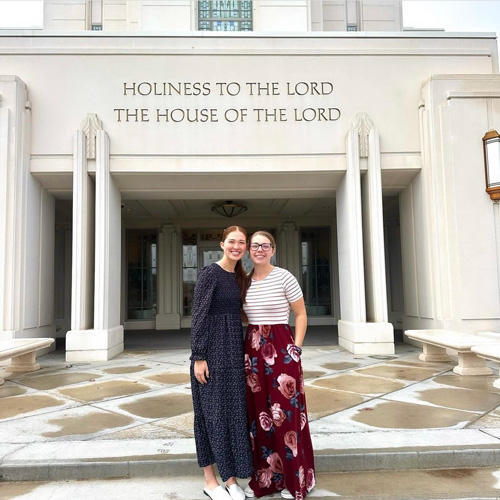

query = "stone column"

[
  {"left": 93, "top": 130, "right": 124, "bottom": 355},
  {"left": 0, "top": 76, "right": 56, "bottom": 348},
  {"left": 336, "top": 117, "right": 366, "bottom": 326},
  {"left": 156, "top": 223, "right": 181, "bottom": 329},
  {"left": 361, "top": 114, "right": 391, "bottom": 323},
  {"left": 0, "top": 77, "right": 30, "bottom": 340},
  {"left": 70, "top": 129, "right": 95, "bottom": 331},
  {"left": 66, "top": 119, "right": 123, "bottom": 361},
  {"left": 0, "top": 78, "right": 22, "bottom": 340},
  {"left": 66, "top": 116, "right": 97, "bottom": 361},
  {"left": 337, "top": 113, "right": 394, "bottom": 354}
]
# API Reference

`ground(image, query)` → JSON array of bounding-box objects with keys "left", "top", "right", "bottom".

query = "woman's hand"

[{"left": 194, "top": 360, "right": 210, "bottom": 384}]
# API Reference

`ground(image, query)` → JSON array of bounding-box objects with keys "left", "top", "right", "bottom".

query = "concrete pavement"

[
  {"left": 1, "top": 330, "right": 500, "bottom": 497},
  {"left": 2, "top": 468, "right": 500, "bottom": 500}
]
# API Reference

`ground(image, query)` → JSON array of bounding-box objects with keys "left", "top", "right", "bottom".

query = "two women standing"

[{"left": 190, "top": 226, "right": 315, "bottom": 500}]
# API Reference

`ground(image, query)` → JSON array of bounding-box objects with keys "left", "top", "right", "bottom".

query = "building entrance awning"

[{"left": 31, "top": 153, "right": 421, "bottom": 199}]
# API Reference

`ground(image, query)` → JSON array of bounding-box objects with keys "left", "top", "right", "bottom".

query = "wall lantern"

[
  {"left": 483, "top": 129, "right": 500, "bottom": 202},
  {"left": 211, "top": 200, "right": 248, "bottom": 218}
]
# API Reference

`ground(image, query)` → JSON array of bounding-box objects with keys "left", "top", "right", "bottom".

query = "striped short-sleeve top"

[{"left": 243, "top": 266, "right": 303, "bottom": 324}]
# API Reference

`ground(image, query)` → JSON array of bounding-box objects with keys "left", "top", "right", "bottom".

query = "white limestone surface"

[
  {"left": 3, "top": 438, "right": 197, "bottom": 462},
  {"left": 0, "top": 443, "right": 26, "bottom": 460},
  {"left": 3, "top": 429, "right": 500, "bottom": 466},
  {"left": 310, "top": 429, "right": 500, "bottom": 451},
  {"left": 482, "top": 428, "right": 500, "bottom": 441}
]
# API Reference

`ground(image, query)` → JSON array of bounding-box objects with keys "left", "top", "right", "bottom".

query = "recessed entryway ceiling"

[
  {"left": 55, "top": 196, "right": 402, "bottom": 223},
  {"left": 120, "top": 198, "right": 336, "bottom": 220}
]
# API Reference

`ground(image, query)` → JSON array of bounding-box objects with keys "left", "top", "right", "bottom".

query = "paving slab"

[{"left": 0, "top": 393, "right": 78, "bottom": 422}]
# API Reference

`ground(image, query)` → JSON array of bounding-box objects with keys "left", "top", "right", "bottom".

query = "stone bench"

[
  {"left": 404, "top": 329, "right": 500, "bottom": 376},
  {"left": 0, "top": 338, "right": 55, "bottom": 385},
  {"left": 471, "top": 343, "right": 500, "bottom": 389}
]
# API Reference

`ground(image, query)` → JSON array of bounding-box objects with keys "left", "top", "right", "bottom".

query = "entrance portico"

[{"left": 46, "top": 105, "right": 413, "bottom": 360}]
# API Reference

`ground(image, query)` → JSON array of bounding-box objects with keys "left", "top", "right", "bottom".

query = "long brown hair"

[
  {"left": 242, "top": 230, "right": 276, "bottom": 303},
  {"left": 222, "top": 225, "right": 248, "bottom": 304}
]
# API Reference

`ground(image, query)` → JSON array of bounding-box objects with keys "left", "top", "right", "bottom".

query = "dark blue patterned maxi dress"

[{"left": 190, "top": 263, "right": 254, "bottom": 481}]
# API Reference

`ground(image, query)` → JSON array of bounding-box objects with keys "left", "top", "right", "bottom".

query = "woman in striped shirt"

[{"left": 242, "top": 231, "right": 315, "bottom": 500}]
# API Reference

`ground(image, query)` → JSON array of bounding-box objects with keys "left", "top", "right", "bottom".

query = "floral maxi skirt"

[{"left": 245, "top": 323, "right": 316, "bottom": 500}]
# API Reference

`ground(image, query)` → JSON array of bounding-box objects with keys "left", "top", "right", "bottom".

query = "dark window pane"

[
  {"left": 128, "top": 231, "right": 143, "bottom": 268},
  {"left": 183, "top": 282, "right": 195, "bottom": 317},
  {"left": 300, "top": 227, "right": 332, "bottom": 316},
  {"left": 182, "top": 229, "right": 197, "bottom": 245},
  {"left": 200, "top": 229, "right": 223, "bottom": 242},
  {"left": 126, "top": 230, "right": 158, "bottom": 321},
  {"left": 127, "top": 278, "right": 142, "bottom": 307}
]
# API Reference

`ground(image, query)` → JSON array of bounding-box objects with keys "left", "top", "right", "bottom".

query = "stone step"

[
  {"left": 2, "top": 430, "right": 500, "bottom": 481},
  {"left": 3, "top": 448, "right": 500, "bottom": 482}
]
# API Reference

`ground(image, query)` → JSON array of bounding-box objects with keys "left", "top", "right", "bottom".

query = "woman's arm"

[
  {"left": 190, "top": 266, "right": 216, "bottom": 361},
  {"left": 191, "top": 267, "right": 218, "bottom": 384},
  {"left": 290, "top": 297, "right": 307, "bottom": 348}
]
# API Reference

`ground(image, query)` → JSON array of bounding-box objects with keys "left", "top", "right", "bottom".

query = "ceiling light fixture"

[{"left": 211, "top": 200, "right": 248, "bottom": 218}]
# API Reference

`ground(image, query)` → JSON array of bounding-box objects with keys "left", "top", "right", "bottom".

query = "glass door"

[
  {"left": 300, "top": 227, "right": 332, "bottom": 316},
  {"left": 126, "top": 230, "right": 158, "bottom": 320},
  {"left": 182, "top": 229, "right": 224, "bottom": 317}
]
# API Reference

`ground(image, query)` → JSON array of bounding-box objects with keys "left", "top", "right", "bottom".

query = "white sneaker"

[
  {"left": 226, "top": 483, "right": 246, "bottom": 500},
  {"left": 243, "top": 485, "right": 255, "bottom": 498},
  {"left": 203, "top": 485, "right": 232, "bottom": 500},
  {"left": 280, "top": 488, "right": 294, "bottom": 499}
]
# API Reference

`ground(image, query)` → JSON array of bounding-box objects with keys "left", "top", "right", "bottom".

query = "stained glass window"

[{"left": 198, "top": 1, "right": 253, "bottom": 31}]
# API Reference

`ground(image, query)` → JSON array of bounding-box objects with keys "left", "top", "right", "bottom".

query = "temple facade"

[{"left": 0, "top": 0, "right": 499, "bottom": 361}]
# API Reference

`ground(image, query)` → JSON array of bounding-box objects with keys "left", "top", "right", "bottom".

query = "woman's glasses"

[{"left": 250, "top": 243, "right": 274, "bottom": 252}]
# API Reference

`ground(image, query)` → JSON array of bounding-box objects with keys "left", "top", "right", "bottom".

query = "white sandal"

[
  {"left": 243, "top": 485, "right": 255, "bottom": 498},
  {"left": 203, "top": 485, "right": 232, "bottom": 500},
  {"left": 225, "top": 483, "right": 246, "bottom": 500}
]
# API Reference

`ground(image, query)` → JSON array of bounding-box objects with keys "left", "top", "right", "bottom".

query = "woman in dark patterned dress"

[
  {"left": 242, "top": 231, "right": 315, "bottom": 500},
  {"left": 190, "top": 226, "right": 254, "bottom": 500}
]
